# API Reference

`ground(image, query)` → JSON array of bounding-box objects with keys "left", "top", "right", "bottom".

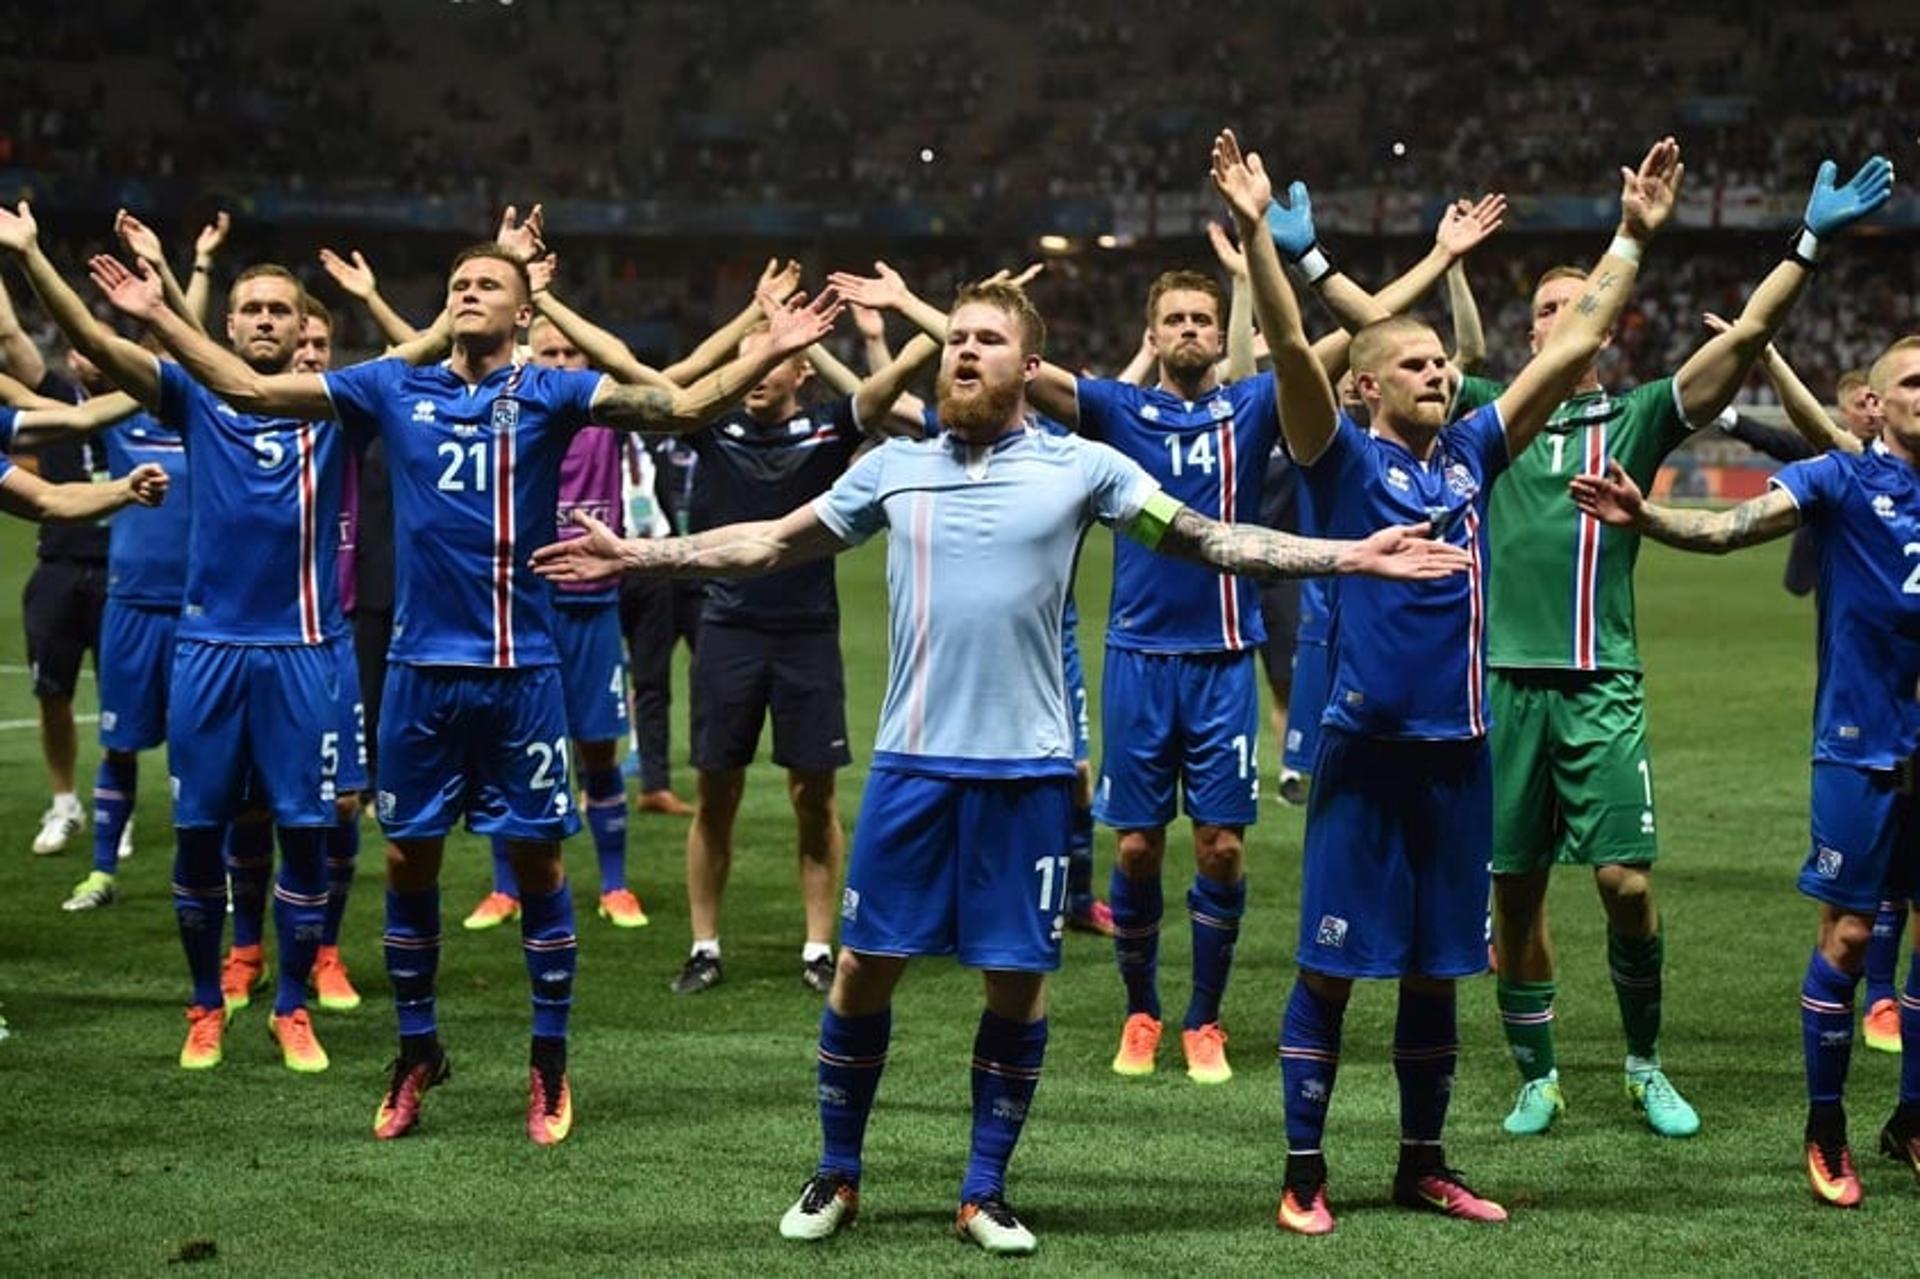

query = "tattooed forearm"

[
  {"left": 598, "top": 383, "right": 680, "bottom": 431},
  {"left": 1634, "top": 492, "right": 1797, "bottom": 554},
  {"left": 620, "top": 525, "right": 785, "bottom": 577},
  {"left": 1573, "top": 270, "right": 1617, "bottom": 317},
  {"left": 1160, "top": 507, "right": 1345, "bottom": 580}
]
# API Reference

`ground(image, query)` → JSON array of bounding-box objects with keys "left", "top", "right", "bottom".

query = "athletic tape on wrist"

[
  {"left": 1606, "top": 235, "right": 1644, "bottom": 266},
  {"left": 1787, "top": 225, "right": 1823, "bottom": 269},
  {"left": 1288, "top": 244, "right": 1334, "bottom": 287}
]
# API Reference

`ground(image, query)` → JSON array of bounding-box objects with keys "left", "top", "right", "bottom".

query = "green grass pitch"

[{"left": 4, "top": 513, "right": 1920, "bottom": 1275}]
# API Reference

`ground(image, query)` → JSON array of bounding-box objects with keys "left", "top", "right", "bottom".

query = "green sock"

[
  {"left": 1495, "top": 977, "right": 1557, "bottom": 1081},
  {"left": 1608, "top": 928, "right": 1663, "bottom": 1063}
]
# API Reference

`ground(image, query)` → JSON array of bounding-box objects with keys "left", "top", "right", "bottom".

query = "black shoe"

[
  {"left": 670, "top": 952, "right": 723, "bottom": 995},
  {"left": 1881, "top": 1107, "right": 1920, "bottom": 1181},
  {"left": 801, "top": 954, "right": 834, "bottom": 994}
]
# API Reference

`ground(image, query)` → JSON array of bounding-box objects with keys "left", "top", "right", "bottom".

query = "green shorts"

[{"left": 1490, "top": 668, "right": 1659, "bottom": 874}]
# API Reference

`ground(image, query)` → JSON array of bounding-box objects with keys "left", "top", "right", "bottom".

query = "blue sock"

[
  {"left": 1110, "top": 867, "right": 1162, "bottom": 1019},
  {"left": 583, "top": 766, "right": 628, "bottom": 894},
  {"left": 1279, "top": 979, "right": 1344, "bottom": 1154},
  {"left": 488, "top": 836, "right": 518, "bottom": 898},
  {"left": 1867, "top": 901, "right": 1905, "bottom": 1007},
  {"left": 1393, "top": 986, "right": 1459, "bottom": 1145},
  {"left": 1901, "top": 962, "right": 1920, "bottom": 1106},
  {"left": 321, "top": 816, "right": 359, "bottom": 947},
  {"left": 961, "top": 1012, "right": 1048, "bottom": 1203},
  {"left": 224, "top": 822, "right": 274, "bottom": 950},
  {"left": 90, "top": 752, "right": 137, "bottom": 876},
  {"left": 172, "top": 828, "right": 228, "bottom": 1010},
  {"left": 271, "top": 828, "right": 329, "bottom": 1016},
  {"left": 816, "top": 1005, "right": 892, "bottom": 1183},
  {"left": 384, "top": 888, "right": 442, "bottom": 1041},
  {"left": 1801, "top": 949, "right": 1858, "bottom": 1106},
  {"left": 521, "top": 884, "right": 578, "bottom": 1041},
  {"left": 1065, "top": 801, "right": 1094, "bottom": 906},
  {"left": 1184, "top": 874, "right": 1246, "bottom": 1030}
]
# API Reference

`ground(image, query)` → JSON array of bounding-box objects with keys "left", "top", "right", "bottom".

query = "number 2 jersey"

[
  {"left": 1074, "top": 373, "right": 1278, "bottom": 654},
  {"left": 1770, "top": 443, "right": 1920, "bottom": 769},
  {"left": 322, "top": 358, "right": 604, "bottom": 668}
]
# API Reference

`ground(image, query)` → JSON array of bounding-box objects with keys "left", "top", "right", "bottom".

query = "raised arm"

[
  {"left": 0, "top": 459, "right": 168, "bottom": 523},
  {"left": 90, "top": 254, "right": 331, "bottom": 418},
  {"left": 1674, "top": 157, "right": 1893, "bottom": 426},
  {"left": 1206, "top": 222, "right": 1257, "bottom": 382},
  {"left": 1495, "top": 138, "right": 1682, "bottom": 458},
  {"left": 1212, "top": 130, "right": 1338, "bottom": 464},
  {"left": 114, "top": 210, "right": 204, "bottom": 337},
  {"left": 851, "top": 302, "right": 894, "bottom": 373},
  {"left": 6, "top": 391, "right": 142, "bottom": 449},
  {"left": 663, "top": 258, "right": 803, "bottom": 385},
  {"left": 1704, "top": 314, "right": 1861, "bottom": 456},
  {"left": 1571, "top": 458, "right": 1799, "bottom": 553},
  {"left": 1447, "top": 259, "right": 1487, "bottom": 372},
  {"left": 0, "top": 204, "right": 161, "bottom": 405},
  {"left": 318, "top": 247, "right": 422, "bottom": 347},
  {"left": 853, "top": 333, "right": 938, "bottom": 436},
  {"left": 0, "top": 269, "right": 47, "bottom": 387},
  {"left": 1146, "top": 502, "right": 1473, "bottom": 582},
  {"left": 184, "top": 211, "right": 230, "bottom": 328},
  {"left": 590, "top": 289, "right": 844, "bottom": 434},
  {"left": 532, "top": 506, "right": 847, "bottom": 583},
  {"left": 533, "top": 285, "right": 676, "bottom": 390}
]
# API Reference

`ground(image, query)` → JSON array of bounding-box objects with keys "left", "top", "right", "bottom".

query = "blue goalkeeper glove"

[
  {"left": 1266, "top": 181, "right": 1334, "bottom": 284},
  {"left": 1791, "top": 156, "right": 1894, "bottom": 265}
]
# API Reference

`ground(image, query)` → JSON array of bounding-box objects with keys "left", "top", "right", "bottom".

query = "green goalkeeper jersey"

[{"left": 1478, "top": 375, "right": 1697, "bottom": 672}]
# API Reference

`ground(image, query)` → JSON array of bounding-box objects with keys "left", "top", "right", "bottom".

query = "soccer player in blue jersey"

[
  {"left": 99, "top": 232, "right": 843, "bottom": 1143},
  {"left": 1212, "top": 129, "right": 1683, "bottom": 1232},
  {"left": 536, "top": 279, "right": 1467, "bottom": 1254},
  {"left": 0, "top": 202, "right": 355, "bottom": 1077},
  {"left": 1572, "top": 331, "right": 1920, "bottom": 1208}
]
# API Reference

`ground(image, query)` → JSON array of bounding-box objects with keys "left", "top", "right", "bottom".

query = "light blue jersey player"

[
  {"left": 118, "top": 237, "right": 846, "bottom": 1144},
  {"left": 532, "top": 282, "right": 1463, "bottom": 1253},
  {"left": 11, "top": 242, "right": 355, "bottom": 1077},
  {"left": 1573, "top": 333, "right": 1920, "bottom": 1207}
]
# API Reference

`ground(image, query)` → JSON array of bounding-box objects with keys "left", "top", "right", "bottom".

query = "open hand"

[
  {"left": 318, "top": 247, "right": 377, "bottom": 298},
  {"left": 87, "top": 254, "right": 166, "bottom": 322},
  {"left": 0, "top": 200, "right": 40, "bottom": 254},
  {"left": 495, "top": 203, "right": 547, "bottom": 263},
  {"left": 756, "top": 257, "right": 803, "bottom": 307},
  {"left": 1210, "top": 129, "right": 1274, "bottom": 226},
  {"left": 1435, "top": 193, "right": 1507, "bottom": 258},
  {"left": 826, "top": 261, "right": 909, "bottom": 312},
  {"left": 531, "top": 510, "right": 629, "bottom": 582},
  {"left": 1619, "top": 137, "right": 1684, "bottom": 241},
  {"left": 1340, "top": 521, "right": 1476, "bottom": 580},
  {"left": 763, "top": 288, "right": 845, "bottom": 358},
  {"left": 113, "top": 210, "right": 166, "bottom": 268},
  {"left": 195, "top": 211, "right": 231, "bottom": 261},
  {"left": 1568, "top": 458, "right": 1645, "bottom": 528},
  {"left": 1803, "top": 155, "right": 1895, "bottom": 237},
  {"left": 1205, "top": 221, "right": 1247, "bottom": 277}
]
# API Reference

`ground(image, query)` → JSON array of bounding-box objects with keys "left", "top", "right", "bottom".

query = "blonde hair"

[
  {"left": 952, "top": 280, "right": 1046, "bottom": 356},
  {"left": 1869, "top": 336, "right": 1920, "bottom": 393},
  {"left": 1349, "top": 316, "right": 1438, "bottom": 376}
]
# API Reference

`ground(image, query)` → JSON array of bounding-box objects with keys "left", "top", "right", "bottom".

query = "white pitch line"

[
  {"left": 0, "top": 714, "right": 98, "bottom": 731},
  {"left": 0, "top": 664, "right": 94, "bottom": 679}
]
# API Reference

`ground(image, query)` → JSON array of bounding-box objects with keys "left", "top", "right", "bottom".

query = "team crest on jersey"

[
  {"left": 841, "top": 886, "right": 860, "bottom": 921},
  {"left": 1444, "top": 463, "right": 1477, "bottom": 498},
  {"left": 411, "top": 399, "right": 436, "bottom": 423},
  {"left": 1386, "top": 466, "right": 1410, "bottom": 492},
  {"left": 1207, "top": 397, "right": 1233, "bottom": 421},
  {"left": 1815, "top": 845, "right": 1843, "bottom": 879},
  {"left": 1315, "top": 914, "right": 1348, "bottom": 948},
  {"left": 377, "top": 790, "right": 398, "bottom": 821},
  {"left": 788, "top": 418, "right": 813, "bottom": 435},
  {"left": 491, "top": 396, "right": 520, "bottom": 432},
  {"left": 723, "top": 422, "right": 746, "bottom": 438},
  {"left": 1874, "top": 494, "right": 1897, "bottom": 520}
]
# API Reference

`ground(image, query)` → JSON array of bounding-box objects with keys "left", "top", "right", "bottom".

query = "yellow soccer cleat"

[{"left": 1111, "top": 1012, "right": 1162, "bottom": 1077}]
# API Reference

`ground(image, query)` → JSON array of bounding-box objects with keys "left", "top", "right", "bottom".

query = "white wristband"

[
  {"left": 1789, "top": 225, "right": 1824, "bottom": 266},
  {"left": 1288, "top": 244, "right": 1335, "bottom": 287},
  {"left": 1606, "top": 235, "right": 1644, "bottom": 265}
]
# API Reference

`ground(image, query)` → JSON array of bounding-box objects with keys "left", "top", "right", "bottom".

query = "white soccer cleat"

[
  {"left": 32, "top": 799, "right": 84, "bottom": 856},
  {"left": 955, "top": 1197, "right": 1037, "bottom": 1255},
  {"left": 116, "top": 816, "right": 136, "bottom": 862},
  {"left": 779, "top": 1173, "right": 858, "bottom": 1241}
]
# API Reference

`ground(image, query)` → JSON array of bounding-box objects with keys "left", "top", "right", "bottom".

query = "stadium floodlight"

[{"left": 1038, "top": 234, "right": 1072, "bottom": 253}]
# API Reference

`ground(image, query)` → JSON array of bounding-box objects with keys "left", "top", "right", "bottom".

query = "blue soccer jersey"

[
  {"left": 1771, "top": 444, "right": 1920, "bottom": 768},
  {"left": 322, "top": 358, "right": 604, "bottom": 668},
  {"left": 156, "top": 359, "right": 345, "bottom": 645},
  {"left": 101, "top": 412, "right": 191, "bottom": 606},
  {"left": 813, "top": 426, "right": 1159, "bottom": 778},
  {"left": 1299, "top": 405, "right": 1508, "bottom": 739},
  {"left": 1076, "top": 373, "right": 1278, "bottom": 654}
]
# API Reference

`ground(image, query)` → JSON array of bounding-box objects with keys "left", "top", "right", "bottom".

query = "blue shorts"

[
  {"left": 1296, "top": 728, "right": 1492, "bottom": 979},
  {"left": 375, "top": 663, "right": 582, "bottom": 842},
  {"left": 168, "top": 640, "right": 341, "bottom": 828},
  {"left": 98, "top": 600, "right": 178, "bottom": 752},
  {"left": 1802, "top": 760, "right": 1919, "bottom": 914},
  {"left": 1283, "top": 640, "right": 1331, "bottom": 775},
  {"left": 554, "top": 600, "right": 629, "bottom": 744},
  {"left": 1094, "top": 648, "right": 1259, "bottom": 829},
  {"left": 841, "top": 768, "right": 1074, "bottom": 971},
  {"left": 330, "top": 634, "right": 369, "bottom": 794},
  {"left": 1061, "top": 623, "right": 1091, "bottom": 764}
]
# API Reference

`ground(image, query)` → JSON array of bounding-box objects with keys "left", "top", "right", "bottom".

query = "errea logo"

[
  {"left": 1386, "top": 466, "right": 1411, "bottom": 492},
  {"left": 1873, "top": 494, "right": 1896, "bottom": 520},
  {"left": 412, "top": 399, "right": 436, "bottom": 423}
]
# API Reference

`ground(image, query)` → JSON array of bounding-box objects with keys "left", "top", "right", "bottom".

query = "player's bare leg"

[
  {"left": 790, "top": 768, "right": 843, "bottom": 993},
  {"left": 1184, "top": 821, "right": 1246, "bottom": 1082},
  {"left": 1110, "top": 827, "right": 1167, "bottom": 1074},
  {"left": 1492, "top": 868, "right": 1566, "bottom": 1133},
  {"left": 32, "top": 694, "right": 83, "bottom": 854},
  {"left": 375, "top": 837, "right": 450, "bottom": 1140},
  {"left": 678, "top": 766, "right": 745, "bottom": 993}
]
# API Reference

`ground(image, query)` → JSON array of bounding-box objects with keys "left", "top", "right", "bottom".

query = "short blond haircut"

[
  {"left": 1869, "top": 336, "right": 1920, "bottom": 393},
  {"left": 1349, "top": 315, "right": 1438, "bottom": 376},
  {"left": 952, "top": 280, "right": 1046, "bottom": 357}
]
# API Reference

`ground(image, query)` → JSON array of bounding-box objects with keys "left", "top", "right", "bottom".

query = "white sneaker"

[
  {"left": 779, "top": 1174, "right": 858, "bottom": 1241},
  {"left": 955, "top": 1197, "right": 1037, "bottom": 1255},
  {"left": 116, "top": 816, "right": 135, "bottom": 862},
  {"left": 31, "top": 800, "right": 84, "bottom": 856}
]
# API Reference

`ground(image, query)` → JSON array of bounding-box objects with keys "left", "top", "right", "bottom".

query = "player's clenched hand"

[
  {"left": 88, "top": 255, "right": 167, "bottom": 322},
  {"left": 763, "top": 288, "right": 845, "bottom": 358},
  {"left": 1338, "top": 522, "right": 1475, "bottom": 580},
  {"left": 532, "top": 510, "right": 629, "bottom": 582},
  {"left": 125, "top": 462, "right": 170, "bottom": 507},
  {"left": 318, "top": 248, "right": 378, "bottom": 299},
  {"left": 827, "top": 261, "right": 909, "bottom": 312},
  {"left": 1619, "top": 137, "right": 1683, "bottom": 241},
  {"left": 113, "top": 209, "right": 166, "bottom": 268},
  {"left": 1209, "top": 129, "right": 1273, "bottom": 225},
  {"left": 1568, "top": 459, "right": 1645, "bottom": 528},
  {"left": 1434, "top": 193, "right": 1507, "bottom": 259},
  {"left": 0, "top": 200, "right": 40, "bottom": 253}
]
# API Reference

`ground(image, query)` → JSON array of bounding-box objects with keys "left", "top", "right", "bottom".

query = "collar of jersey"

[
  {"left": 941, "top": 423, "right": 1031, "bottom": 457},
  {"left": 433, "top": 359, "right": 519, "bottom": 391}
]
